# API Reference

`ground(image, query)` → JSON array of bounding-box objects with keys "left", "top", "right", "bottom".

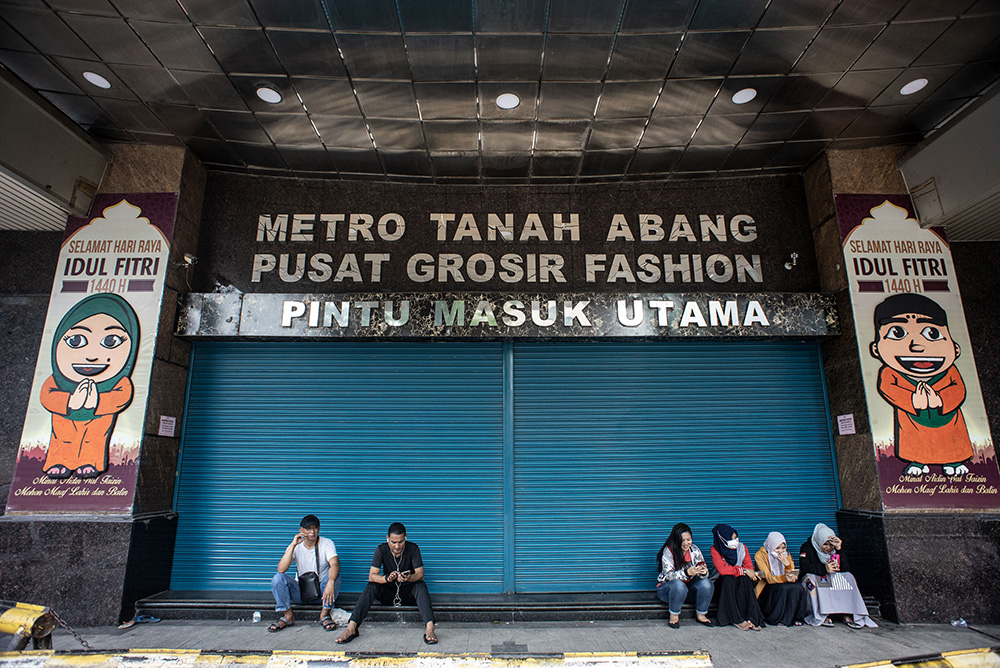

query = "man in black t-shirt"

[{"left": 336, "top": 522, "right": 437, "bottom": 645}]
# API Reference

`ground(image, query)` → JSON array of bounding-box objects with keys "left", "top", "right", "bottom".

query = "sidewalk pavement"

[{"left": 18, "top": 618, "right": 1000, "bottom": 668}]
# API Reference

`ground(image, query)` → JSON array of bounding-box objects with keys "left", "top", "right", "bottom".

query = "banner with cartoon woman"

[
  {"left": 836, "top": 194, "right": 1000, "bottom": 510},
  {"left": 5, "top": 193, "right": 177, "bottom": 515}
]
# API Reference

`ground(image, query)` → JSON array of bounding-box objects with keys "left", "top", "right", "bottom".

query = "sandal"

[
  {"left": 268, "top": 618, "right": 292, "bottom": 633},
  {"left": 336, "top": 629, "right": 359, "bottom": 644},
  {"left": 424, "top": 633, "right": 438, "bottom": 645},
  {"left": 820, "top": 618, "right": 834, "bottom": 627},
  {"left": 44, "top": 465, "right": 72, "bottom": 479},
  {"left": 845, "top": 619, "right": 865, "bottom": 629},
  {"left": 320, "top": 616, "right": 337, "bottom": 631}
]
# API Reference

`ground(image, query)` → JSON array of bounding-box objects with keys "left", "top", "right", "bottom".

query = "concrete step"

[{"left": 136, "top": 590, "right": 881, "bottom": 623}]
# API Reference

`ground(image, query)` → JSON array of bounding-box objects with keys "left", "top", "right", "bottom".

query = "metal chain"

[{"left": 50, "top": 609, "right": 95, "bottom": 651}]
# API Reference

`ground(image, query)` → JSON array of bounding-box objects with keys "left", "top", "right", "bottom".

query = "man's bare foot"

[
  {"left": 336, "top": 621, "right": 360, "bottom": 644},
  {"left": 423, "top": 621, "right": 437, "bottom": 644}
]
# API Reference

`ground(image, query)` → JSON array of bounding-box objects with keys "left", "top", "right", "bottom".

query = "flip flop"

[
  {"left": 424, "top": 633, "right": 438, "bottom": 645},
  {"left": 320, "top": 616, "right": 337, "bottom": 631},
  {"left": 820, "top": 618, "right": 834, "bottom": 627},
  {"left": 134, "top": 615, "right": 161, "bottom": 623}
]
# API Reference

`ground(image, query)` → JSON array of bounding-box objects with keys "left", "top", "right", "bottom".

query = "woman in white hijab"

[
  {"left": 798, "top": 523, "right": 877, "bottom": 628},
  {"left": 753, "top": 532, "right": 809, "bottom": 626}
]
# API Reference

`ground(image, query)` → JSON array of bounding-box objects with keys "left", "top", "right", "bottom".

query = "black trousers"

[{"left": 350, "top": 580, "right": 435, "bottom": 626}]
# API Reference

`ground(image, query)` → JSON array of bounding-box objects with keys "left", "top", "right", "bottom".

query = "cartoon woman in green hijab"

[{"left": 40, "top": 293, "right": 139, "bottom": 479}]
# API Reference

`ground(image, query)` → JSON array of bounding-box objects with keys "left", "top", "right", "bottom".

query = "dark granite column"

[
  {"left": 805, "top": 147, "right": 1000, "bottom": 623},
  {"left": 0, "top": 145, "right": 206, "bottom": 625}
]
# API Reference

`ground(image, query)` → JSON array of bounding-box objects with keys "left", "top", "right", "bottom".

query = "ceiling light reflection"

[
  {"left": 900, "top": 78, "right": 928, "bottom": 95},
  {"left": 256, "top": 86, "right": 282, "bottom": 104},
  {"left": 83, "top": 71, "right": 111, "bottom": 89},
  {"left": 732, "top": 88, "right": 757, "bottom": 104},
  {"left": 496, "top": 93, "right": 520, "bottom": 109}
]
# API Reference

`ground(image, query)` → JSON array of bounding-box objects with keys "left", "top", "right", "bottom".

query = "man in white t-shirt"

[{"left": 268, "top": 514, "right": 341, "bottom": 632}]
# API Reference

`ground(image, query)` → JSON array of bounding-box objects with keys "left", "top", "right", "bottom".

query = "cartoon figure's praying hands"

[
  {"left": 68, "top": 378, "right": 99, "bottom": 411},
  {"left": 911, "top": 381, "right": 942, "bottom": 412}
]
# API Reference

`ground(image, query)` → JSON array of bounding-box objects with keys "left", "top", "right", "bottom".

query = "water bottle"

[{"left": 252, "top": 611, "right": 261, "bottom": 623}]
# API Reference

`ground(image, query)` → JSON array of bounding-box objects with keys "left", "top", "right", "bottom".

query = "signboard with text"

[
  {"left": 184, "top": 176, "right": 832, "bottom": 338},
  {"left": 836, "top": 194, "right": 999, "bottom": 510},
  {"left": 6, "top": 193, "right": 177, "bottom": 515}
]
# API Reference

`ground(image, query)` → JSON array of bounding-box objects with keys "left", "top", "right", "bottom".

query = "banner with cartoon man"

[
  {"left": 836, "top": 194, "right": 1000, "bottom": 510},
  {"left": 5, "top": 193, "right": 177, "bottom": 515}
]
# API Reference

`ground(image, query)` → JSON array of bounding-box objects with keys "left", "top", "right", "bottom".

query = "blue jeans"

[
  {"left": 271, "top": 572, "right": 342, "bottom": 611},
  {"left": 656, "top": 577, "right": 714, "bottom": 615}
]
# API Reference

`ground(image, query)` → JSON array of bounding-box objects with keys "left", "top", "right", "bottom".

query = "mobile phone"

[{"left": 831, "top": 554, "right": 840, "bottom": 567}]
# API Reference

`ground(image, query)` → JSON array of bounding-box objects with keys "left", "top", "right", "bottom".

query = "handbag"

[{"left": 298, "top": 542, "right": 322, "bottom": 601}]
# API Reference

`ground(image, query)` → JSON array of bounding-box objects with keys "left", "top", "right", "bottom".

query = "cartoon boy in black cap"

[{"left": 870, "top": 293, "right": 973, "bottom": 477}]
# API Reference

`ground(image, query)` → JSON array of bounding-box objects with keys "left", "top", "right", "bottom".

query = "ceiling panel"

[
  {"left": 111, "top": 0, "right": 188, "bottom": 22},
  {"left": 794, "top": 25, "right": 882, "bottom": 74},
  {"left": 398, "top": 0, "right": 472, "bottom": 33},
  {"left": 538, "top": 82, "right": 602, "bottom": 120},
  {"left": 0, "top": 0, "right": 995, "bottom": 183},
  {"left": 171, "top": 71, "right": 248, "bottom": 111},
  {"left": 267, "top": 30, "right": 348, "bottom": 77},
  {"left": 335, "top": 33, "right": 409, "bottom": 79},
  {"left": 353, "top": 80, "right": 419, "bottom": 120},
  {"left": 758, "top": 0, "right": 840, "bottom": 29},
  {"left": 670, "top": 31, "right": 751, "bottom": 77},
  {"left": 0, "top": 5, "right": 96, "bottom": 58},
  {"left": 249, "top": 0, "right": 329, "bottom": 30},
  {"left": 149, "top": 103, "right": 219, "bottom": 140},
  {"left": 481, "top": 121, "right": 534, "bottom": 153},
  {"left": 181, "top": 0, "right": 258, "bottom": 27},
  {"left": 731, "top": 28, "right": 815, "bottom": 76},
  {"left": 293, "top": 78, "right": 360, "bottom": 117},
  {"left": 547, "top": 0, "right": 624, "bottom": 34},
  {"left": 606, "top": 34, "right": 682, "bottom": 81},
  {"left": 541, "top": 35, "right": 616, "bottom": 80},
  {"left": 690, "top": 0, "right": 768, "bottom": 30},
  {"left": 597, "top": 81, "right": 663, "bottom": 118},
  {"left": 404, "top": 34, "right": 476, "bottom": 81},
  {"left": 311, "top": 115, "right": 374, "bottom": 149},
  {"left": 129, "top": 21, "right": 221, "bottom": 72},
  {"left": 205, "top": 111, "right": 269, "bottom": 143},
  {"left": 415, "top": 82, "right": 477, "bottom": 119},
  {"left": 368, "top": 119, "right": 426, "bottom": 151},
  {"left": 589, "top": 119, "right": 645, "bottom": 150},
  {"left": 477, "top": 34, "right": 543, "bottom": 80},
  {"left": 423, "top": 120, "right": 480, "bottom": 151},
  {"left": 1, "top": 49, "right": 81, "bottom": 94},
  {"left": 535, "top": 121, "right": 590, "bottom": 151},
  {"left": 198, "top": 27, "right": 284, "bottom": 75}
]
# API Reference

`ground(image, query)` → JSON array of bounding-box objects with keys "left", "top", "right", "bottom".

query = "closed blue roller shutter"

[
  {"left": 171, "top": 341, "right": 505, "bottom": 593},
  {"left": 512, "top": 340, "right": 839, "bottom": 592}
]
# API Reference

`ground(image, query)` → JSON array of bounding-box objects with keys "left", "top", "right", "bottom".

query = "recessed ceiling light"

[
  {"left": 256, "top": 86, "right": 282, "bottom": 104},
  {"left": 900, "top": 78, "right": 929, "bottom": 96},
  {"left": 496, "top": 93, "right": 520, "bottom": 109},
  {"left": 732, "top": 88, "right": 757, "bottom": 104},
  {"left": 82, "top": 71, "right": 111, "bottom": 89}
]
